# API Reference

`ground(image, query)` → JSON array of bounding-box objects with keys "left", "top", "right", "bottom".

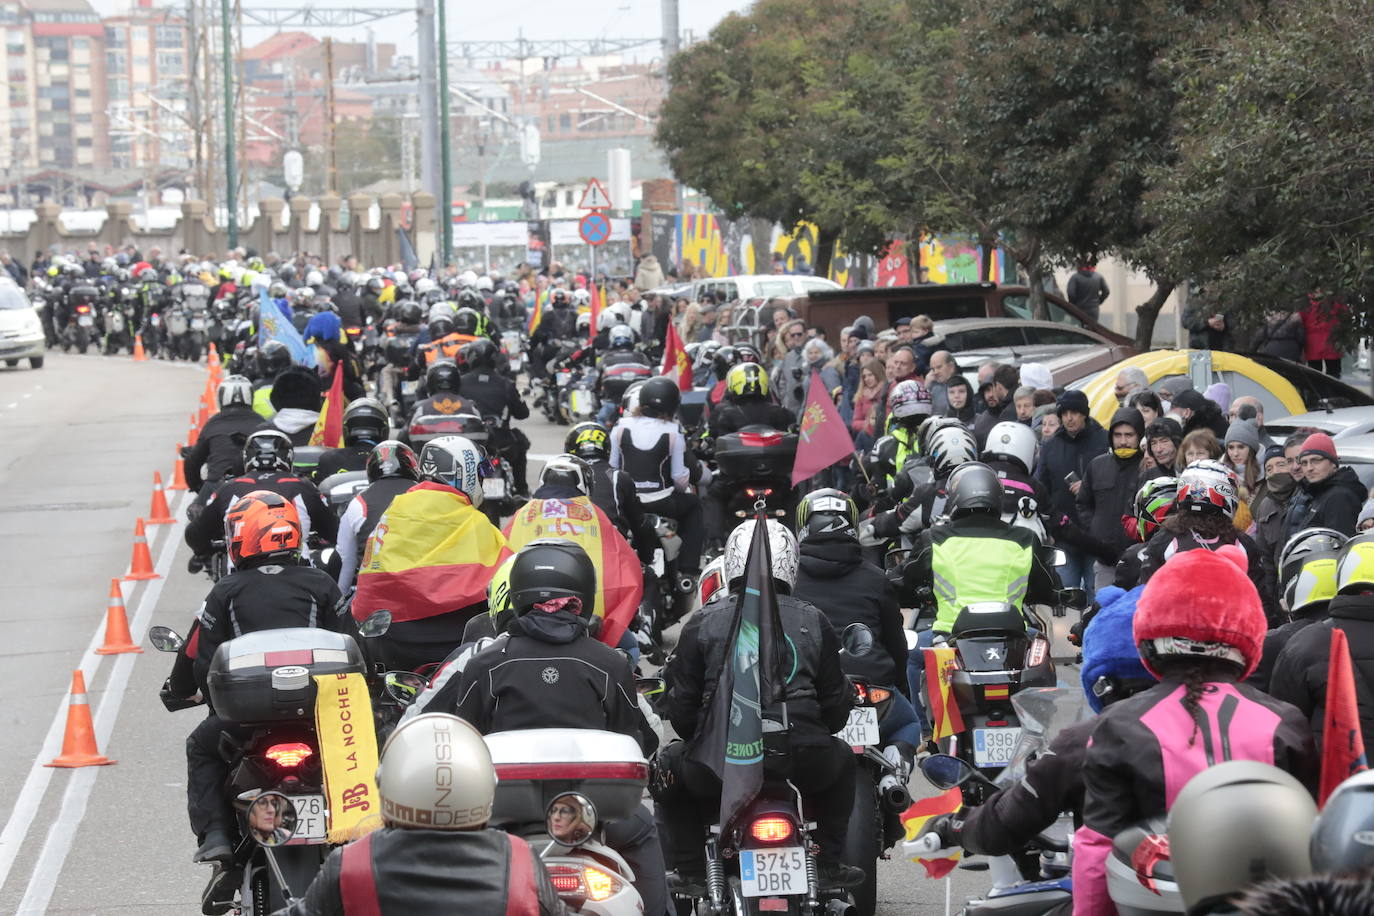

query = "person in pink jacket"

[{"left": 1070, "top": 545, "right": 1317, "bottom": 915}]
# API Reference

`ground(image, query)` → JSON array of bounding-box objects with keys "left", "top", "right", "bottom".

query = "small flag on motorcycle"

[
  {"left": 1319, "top": 627, "right": 1368, "bottom": 805},
  {"left": 309, "top": 363, "right": 345, "bottom": 448},
  {"left": 901, "top": 787, "right": 963, "bottom": 878}
]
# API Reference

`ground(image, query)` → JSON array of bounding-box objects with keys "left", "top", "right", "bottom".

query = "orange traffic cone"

[
  {"left": 204, "top": 379, "right": 219, "bottom": 416},
  {"left": 197, "top": 395, "right": 210, "bottom": 428},
  {"left": 146, "top": 471, "right": 175, "bottom": 524},
  {"left": 95, "top": 579, "right": 142, "bottom": 655},
  {"left": 207, "top": 343, "right": 220, "bottom": 374},
  {"left": 187, "top": 414, "right": 200, "bottom": 446},
  {"left": 169, "top": 448, "right": 190, "bottom": 491},
  {"left": 132, "top": 334, "right": 148, "bottom": 362},
  {"left": 45, "top": 670, "right": 115, "bottom": 768},
  {"left": 123, "top": 518, "right": 159, "bottom": 581}
]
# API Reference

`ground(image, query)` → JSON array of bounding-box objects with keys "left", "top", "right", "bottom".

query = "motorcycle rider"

[
  {"left": 183, "top": 492, "right": 348, "bottom": 866},
  {"left": 458, "top": 339, "right": 532, "bottom": 497},
  {"left": 529, "top": 288, "right": 578, "bottom": 379},
  {"left": 406, "top": 359, "right": 469, "bottom": 429},
  {"left": 351, "top": 435, "right": 510, "bottom": 671},
  {"left": 1249, "top": 530, "right": 1344, "bottom": 691},
  {"left": 565, "top": 421, "right": 654, "bottom": 561},
  {"left": 597, "top": 324, "right": 653, "bottom": 424},
  {"left": 867, "top": 423, "right": 980, "bottom": 543},
  {"left": 267, "top": 366, "right": 323, "bottom": 447},
  {"left": 610, "top": 376, "right": 707, "bottom": 585},
  {"left": 184, "top": 429, "right": 337, "bottom": 572},
  {"left": 274, "top": 712, "right": 567, "bottom": 916},
  {"left": 702, "top": 362, "right": 797, "bottom": 543},
  {"left": 314, "top": 397, "right": 390, "bottom": 480},
  {"left": 251, "top": 340, "right": 293, "bottom": 417},
  {"left": 415, "top": 310, "right": 466, "bottom": 366},
  {"left": 183, "top": 375, "right": 269, "bottom": 507},
  {"left": 335, "top": 440, "right": 421, "bottom": 593},
  {"left": 657, "top": 519, "right": 863, "bottom": 890},
  {"left": 867, "top": 379, "right": 934, "bottom": 493}
]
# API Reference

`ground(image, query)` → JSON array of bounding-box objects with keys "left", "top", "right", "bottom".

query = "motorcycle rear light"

[
  {"left": 266, "top": 742, "right": 313, "bottom": 767},
  {"left": 740, "top": 431, "right": 782, "bottom": 447},
  {"left": 745, "top": 486, "right": 775, "bottom": 498},
  {"left": 867, "top": 686, "right": 892, "bottom": 704},
  {"left": 76, "top": 305, "right": 90, "bottom": 313},
  {"left": 1025, "top": 638, "right": 1050, "bottom": 668},
  {"left": 583, "top": 865, "right": 620, "bottom": 901},
  {"left": 546, "top": 864, "right": 581, "bottom": 894},
  {"left": 750, "top": 816, "right": 795, "bottom": 843}
]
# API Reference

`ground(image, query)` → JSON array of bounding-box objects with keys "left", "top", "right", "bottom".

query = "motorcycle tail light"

[
  {"left": 750, "top": 816, "right": 795, "bottom": 844},
  {"left": 867, "top": 686, "right": 892, "bottom": 704},
  {"left": 1025, "top": 638, "right": 1050, "bottom": 668},
  {"left": 582, "top": 865, "right": 621, "bottom": 901},
  {"left": 77, "top": 304, "right": 90, "bottom": 313},
  {"left": 266, "top": 742, "right": 313, "bottom": 767},
  {"left": 546, "top": 864, "right": 581, "bottom": 894}
]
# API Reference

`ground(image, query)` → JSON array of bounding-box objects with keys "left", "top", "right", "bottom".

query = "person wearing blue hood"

[{"left": 305, "top": 309, "right": 366, "bottom": 401}]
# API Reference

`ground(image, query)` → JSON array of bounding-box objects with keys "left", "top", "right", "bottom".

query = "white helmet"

[
  {"left": 418, "top": 435, "right": 485, "bottom": 507},
  {"left": 608, "top": 302, "right": 632, "bottom": 325},
  {"left": 572, "top": 288, "right": 592, "bottom": 307},
  {"left": 537, "top": 453, "right": 592, "bottom": 496},
  {"left": 576, "top": 312, "right": 591, "bottom": 331},
  {"left": 304, "top": 269, "right": 323, "bottom": 287},
  {"left": 376, "top": 713, "right": 496, "bottom": 830},
  {"left": 459, "top": 269, "right": 478, "bottom": 288},
  {"left": 428, "top": 301, "right": 456, "bottom": 322},
  {"left": 698, "top": 555, "right": 728, "bottom": 607},
  {"left": 724, "top": 519, "right": 799, "bottom": 590},
  {"left": 476, "top": 275, "right": 493, "bottom": 292},
  {"left": 217, "top": 374, "right": 253, "bottom": 409},
  {"left": 414, "top": 277, "right": 437, "bottom": 295},
  {"left": 927, "top": 425, "right": 979, "bottom": 478},
  {"left": 982, "top": 421, "right": 1038, "bottom": 474}
]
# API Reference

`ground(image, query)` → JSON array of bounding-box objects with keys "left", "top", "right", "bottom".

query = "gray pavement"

[{"left": 0, "top": 353, "right": 983, "bottom": 914}]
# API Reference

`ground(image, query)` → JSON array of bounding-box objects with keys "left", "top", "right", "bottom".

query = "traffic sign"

[
  {"left": 578, "top": 178, "right": 613, "bottom": 210},
  {"left": 579, "top": 211, "right": 612, "bottom": 246}
]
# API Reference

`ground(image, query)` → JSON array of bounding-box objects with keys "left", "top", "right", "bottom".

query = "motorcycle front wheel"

[{"left": 842, "top": 764, "right": 880, "bottom": 916}]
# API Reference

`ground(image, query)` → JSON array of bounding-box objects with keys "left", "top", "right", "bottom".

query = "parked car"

[
  {"left": 689, "top": 273, "right": 841, "bottom": 303},
  {"left": 936, "top": 317, "right": 1134, "bottom": 386},
  {"left": 1265, "top": 406, "right": 1374, "bottom": 442},
  {"left": 0, "top": 279, "right": 43, "bottom": 369},
  {"left": 1316, "top": 433, "right": 1374, "bottom": 491}
]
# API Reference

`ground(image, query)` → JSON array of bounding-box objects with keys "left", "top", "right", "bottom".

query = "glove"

[
  {"left": 873, "top": 511, "right": 902, "bottom": 540},
  {"left": 187, "top": 554, "right": 207, "bottom": 574},
  {"left": 926, "top": 813, "right": 964, "bottom": 848},
  {"left": 882, "top": 744, "right": 913, "bottom": 784}
]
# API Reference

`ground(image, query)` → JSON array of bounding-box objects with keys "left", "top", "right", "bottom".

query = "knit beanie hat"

[
  {"left": 1056, "top": 389, "right": 1091, "bottom": 417},
  {"left": 270, "top": 365, "right": 323, "bottom": 412},
  {"left": 304, "top": 310, "right": 343, "bottom": 345},
  {"left": 1133, "top": 544, "right": 1266, "bottom": 679},
  {"left": 1300, "top": 432, "right": 1338, "bottom": 463},
  {"left": 1224, "top": 419, "right": 1261, "bottom": 454},
  {"left": 1081, "top": 585, "right": 1155, "bottom": 713}
]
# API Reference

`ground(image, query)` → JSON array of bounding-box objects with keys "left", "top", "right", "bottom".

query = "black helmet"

[
  {"left": 509, "top": 539, "right": 597, "bottom": 620},
  {"left": 342, "top": 397, "right": 389, "bottom": 447},
  {"left": 638, "top": 377, "right": 681, "bottom": 418},
  {"left": 565, "top": 422, "right": 610, "bottom": 461},
  {"left": 258, "top": 339, "right": 292, "bottom": 377},
  {"left": 428, "top": 314, "right": 455, "bottom": 338},
  {"left": 1311, "top": 770, "right": 1374, "bottom": 874},
  {"left": 458, "top": 289, "right": 483, "bottom": 310},
  {"left": 426, "top": 359, "right": 462, "bottom": 395},
  {"left": 453, "top": 307, "right": 482, "bottom": 336},
  {"left": 551, "top": 288, "right": 570, "bottom": 307},
  {"left": 242, "top": 428, "right": 294, "bottom": 473},
  {"left": 366, "top": 440, "right": 420, "bottom": 483},
  {"left": 397, "top": 300, "right": 424, "bottom": 325},
  {"left": 712, "top": 345, "right": 739, "bottom": 380},
  {"left": 463, "top": 338, "right": 498, "bottom": 372},
  {"left": 796, "top": 488, "right": 858, "bottom": 539},
  {"left": 538, "top": 454, "right": 593, "bottom": 495},
  {"left": 945, "top": 461, "right": 1002, "bottom": 519}
]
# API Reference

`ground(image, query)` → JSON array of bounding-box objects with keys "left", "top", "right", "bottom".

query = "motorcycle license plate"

[
  {"left": 835, "top": 706, "right": 880, "bottom": 749},
  {"left": 556, "top": 370, "right": 572, "bottom": 384},
  {"left": 482, "top": 477, "right": 507, "bottom": 499},
  {"left": 510, "top": 357, "right": 521, "bottom": 371},
  {"left": 286, "top": 794, "right": 328, "bottom": 843},
  {"left": 740, "top": 846, "right": 808, "bottom": 897},
  {"left": 973, "top": 727, "right": 1022, "bottom": 767},
  {"left": 191, "top": 316, "right": 206, "bottom": 330},
  {"left": 78, "top": 315, "right": 93, "bottom": 327},
  {"left": 401, "top": 380, "right": 417, "bottom": 395}
]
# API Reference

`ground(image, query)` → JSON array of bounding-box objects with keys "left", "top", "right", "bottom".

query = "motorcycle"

[
  {"left": 317, "top": 470, "right": 370, "bottom": 517},
  {"left": 560, "top": 365, "right": 600, "bottom": 425},
  {"left": 501, "top": 329, "right": 527, "bottom": 375},
  {"left": 632, "top": 513, "right": 689, "bottom": 661},
  {"left": 29, "top": 278, "right": 57, "bottom": 347},
  {"left": 61, "top": 285, "right": 100, "bottom": 353},
  {"left": 102, "top": 288, "right": 136, "bottom": 355}
]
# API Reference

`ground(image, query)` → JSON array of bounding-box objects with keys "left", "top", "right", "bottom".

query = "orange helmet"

[{"left": 225, "top": 490, "right": 302, "bottom": 566}]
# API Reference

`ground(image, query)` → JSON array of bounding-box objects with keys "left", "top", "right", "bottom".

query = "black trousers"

[
  {"left": 1309, "top": 357, "right": 1342, "bottom": 378},
  {"left": 187, "top": 714, "right": 246, "bottom": 840},
  {"left": 653, "top": 737, "right": 856, "bottom": 870},
  {"left": 642, "top": 490, "right": 703, "bottom": 575}
]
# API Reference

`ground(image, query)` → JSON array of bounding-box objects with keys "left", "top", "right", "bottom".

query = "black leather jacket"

[
  {"left": 183, "top": 406, "right": 269, "bottom": 492},
  {"left": 185, "top": 471, "right": 337, "bottom": 556}
]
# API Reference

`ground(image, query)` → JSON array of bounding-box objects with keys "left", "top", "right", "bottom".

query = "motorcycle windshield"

[{"left": 993, "top": 687, "right": 1091, "bottom": 788}]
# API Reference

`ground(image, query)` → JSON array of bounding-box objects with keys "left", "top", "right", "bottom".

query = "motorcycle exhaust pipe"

[
  {"left": 878, "top": 773, "right": 911, "bottom": 812},
  {"left": 825, "top": 899, "right": 856, "bottom": 915}
]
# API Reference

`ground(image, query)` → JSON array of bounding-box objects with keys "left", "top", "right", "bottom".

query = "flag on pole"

[
  {"left": 527, "top": 286, "right": 548, "bottom": 335},
  {"left": 792, "top": 370, "right": 856, "bottom": 485},
  {"left": 900, "top": 788, "right": 964, "bottom": 878},
  {"left": 258, "top": 287, "right": 316, "bottom": 368},
  {"left": 1319, "top": 627, "right": 1368, "bottom": 805},
  {"left": 397, "top": 228, "right": 419, "bottom": 271},
  {"left": 588, "top": 284, "right": 603, "bottom": 344},
  {"left": 688, "top": 515, "right": 790, "bottom": 834},
  {"left": 660, "top": 322, "right": 691, "bottom": 391},
  {"left": 923, "top": 646, "right": 966, "bottom": 741},
  {"left": 309, "top": 362, "right": 346, "bottom": 447}
]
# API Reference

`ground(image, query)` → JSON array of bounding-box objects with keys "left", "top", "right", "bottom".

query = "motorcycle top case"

[
  {"left": 207, "top": 628, "right": 367, "bottom": 725},
  {"left": 484, "top": 728, "right": 648, "bottom": 827},
  {"left": 714, "top": 426, "right": 798, "bottom": 481},
  {"left": 600, "top": 363, "right": 652, "bottom": 401}
]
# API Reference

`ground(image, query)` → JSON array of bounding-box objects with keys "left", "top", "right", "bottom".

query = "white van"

[{"left": 690, "top": 273, "right": 841, "bottom": 302}]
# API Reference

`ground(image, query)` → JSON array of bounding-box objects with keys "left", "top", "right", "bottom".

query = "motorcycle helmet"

[
  {"left": 425, "top": 359, "right": 462, "bottom": 395},
  {"left": 305, "top": 269, "right": 324, "bottom": 288},
  {"left": 225, "top": 490, "right": 302, "bottom": 567},
  {"left": 1311, "top": 768, "right": 1374, "bottom": 874},
  {"left": 982, "top": 421, "right": 1038, "bottom": 475},
  {"left": 138, "top": 267, "right": 157, "bottom": 283},
  {"left": 1128, "top": 476, "right": 1179, "bottom": 543},
  {"left": 917, "top": 416, "right": 964, "bottom": 455},
  {"left": 1168, "top": 762, "right": 1315, "bottom": 914},
  {"left": 365, "top": 277, "right": 386, "bottom": 297},
  {"left": 565, "top": 422, "right": 610, "bottom": 462},
  {"left": 609, "top": 324, "right": 635, "bottom": 350},
  {"left": 575, "top": 312, "right": 591, "bottom": 334},
  {"left": 376, "top": 713, "right": 495, "bottom": 831},
  {"left": 887, "top": 380, "right": 933, "bottom": 420},
  {"left": 698, "top": 556, "right": 729, "bottom": 607},
  {"left": 638, "top": 377, "right": 681, "bottom": 418},
  {"left": 1336, "top": 534, "right": 1374, "bottom": 595},
  {"left": 926, "top": 426, "right": 979, "bottom": 479},
  {"left": 712, "top": 345, "right": 739, "bottom": 380},
  {"left": 257, "top": 340, "right": 293, "bottom": 379},
  {"left": 1280, "top": 527, "right": 1351, "bottom": 585},
  {"left": 396, "top": 300, "right": 424, "bottom": 326},
  {"left": 621, "top": 380, "right": 646, "bottom": 416},
  {"left": 945, "top": 462, "right": 1002, "bottom": 519},
  {"left": 538, "top": 454, "right": 593, "bottom": 496},
  {"left": 342, "top": 397, "right": 389, "bottom": 447},
  {"left": 723, "top": 519, "right": 799, "bottom": 591},
  {"left": 365, "top": 440, "right": 420, "bottom": 483},
  {"left": 509, "top": 538, "right": 597, "bottom": 619},
  {"left": 413, "top": 277, "right": 436, "bottom": 296},
  {"left": 571, "top": 288, "right": 592, "bottom": 309},
  {"left": 550, "top": 288, "right": 570, "bottom": 308},
  {"left": 726, "top": 363, "right": 768, "bottom": 399},
  {"left": 796, "top": 488, "right": 858, "bottom": 540},
  {"left": 476, "top": 275, "right": 493, "bottom": 293},
  {"left": 1285, "top": 548, "right": 1340, "bottom": 614},
  {"left": 1175, "top": 459, "right": 1240, "bottom": 518},
  {"left": 735, "top": 344, "right": 762, "bottom": 365},
  {"left": 268, "top": 281, "right": 288, "bottom": 299},
  {"left": 485, "top": 554, "right": 518, "bottom": 634},
  {"left": 462, "top": 338, "right": 498, "bottom": 372},
  {"left": 453, "top": 307, "right": 482, "bottom": 336},
  {"left": 428, "top": 314, "right": 455, "bottom": 339},
  {"left": 418, "top": 435, "right": 485, "bottom": 507},
  {"left": 242, "top": 428, "right": 294, "bottom": 473},
  {"left": 459, "top": 269, "right": 478, "bottom": 288},
  {"left": 291, "top": 287, "right": 314, "bottom": 309},
  {"left": 216, "top": 374, "right": 253, "bottom": 409}
]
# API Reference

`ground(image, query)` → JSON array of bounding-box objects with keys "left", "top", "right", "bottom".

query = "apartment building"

[{"left": 102, "top": 0, "right": 193, "bottom": 169}]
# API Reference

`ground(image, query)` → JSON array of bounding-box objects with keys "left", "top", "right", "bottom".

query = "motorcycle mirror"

[
  {"left": 246, "top": 792, "right": 299, "bottom": 848},
  {"left": 920, "top": 754, "right": 976, "bottom": 791},
  {"left": 357, "top": 610, "right": 392, "bottom": 638},
  {"left": 904, "top": 629, "right": 920, "bottom": 651},
  {"left": 635, "top": 676, "right": 665, "bottom": 697},
  {"left": 148, "top": 626, "right": 185, "bottom": 653},
  {"left": 1049, "top": 548, "right": 1068, "bottom": 567},
  {"left": 546, "top": 792, "right": 597, "bottom": 847},
  {"left": 840, "top": 623, "right": 875, "bottom": 657},
  {"left": 1058, "top": 587, "right": 1087, "bottom": 609},
  {"left": 384, "top": 671, "right": 427, "bottom": 706}
]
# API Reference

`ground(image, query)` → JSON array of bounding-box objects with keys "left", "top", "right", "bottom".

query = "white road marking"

[{"left": 0, "top": 492, "right": 182, "bottom": 906}]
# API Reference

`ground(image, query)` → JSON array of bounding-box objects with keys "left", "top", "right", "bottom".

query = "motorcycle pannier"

[
  {"left": 714, "top": 426, "right": 798, "bottom": 481},
  {"left": 207, "top": 628, "right": 367, "bottom": 724},
  {"left": 485, "top": 728, "right": 648, "bottom": 827}
]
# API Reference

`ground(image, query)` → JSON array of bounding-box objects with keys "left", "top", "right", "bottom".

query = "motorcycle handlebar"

[{"left": 907, "top": 832, "right": 945, "bottom": 856}]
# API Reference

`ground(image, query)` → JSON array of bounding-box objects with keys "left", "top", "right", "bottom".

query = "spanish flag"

[
  {"left": 353, "top": 482, "right": 511, "bottom": 623},
  {"left": 503, "top": 496, "right": 643, "bottom": 649},
  {"left": 527, "top": 286, "right": 548, "bottom": 335},
  {"left": 901, "top": 787, "right": 964, "bottom": 878},
  {"left": 924, "top": 646, "right": 966, "bottom": 741},
  {"left": 308, "top": 362, "right": 345, "bottom": 448}
]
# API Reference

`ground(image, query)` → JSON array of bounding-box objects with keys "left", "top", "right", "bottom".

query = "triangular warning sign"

[{"left": 578, "top": 178, "right": 612, "bottom": 210}]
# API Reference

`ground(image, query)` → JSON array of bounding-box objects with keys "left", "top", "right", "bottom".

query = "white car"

[{"left": 0, "top": 280, "right": 43, "bottom": 369}]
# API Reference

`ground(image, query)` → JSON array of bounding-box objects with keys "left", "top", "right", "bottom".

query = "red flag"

[
  {"left": 791, "top": 371, "right": 856, "bottom": 485},
  {"left": 588, "top": 284, "right": 603, "bottom": 344},
  {"left": 900, "top": 787, "right": 964, "bottom": 878},
  {"left": 1320, "top": 627, "right": 1368, "bottom": 805},
  {"left": 660, "top": 322, "right": 691, "bottom": 391},
  {"left": 308, "top": 363, "right": 345, "bottom": 447}
]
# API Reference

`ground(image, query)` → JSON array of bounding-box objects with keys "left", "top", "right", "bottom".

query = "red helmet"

[
  {"left": 225, "top": 490, "right": 302, "bottom": 566},
  {"left": 1134, "top": 546, "right": 1265, "bottom": 678}
]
